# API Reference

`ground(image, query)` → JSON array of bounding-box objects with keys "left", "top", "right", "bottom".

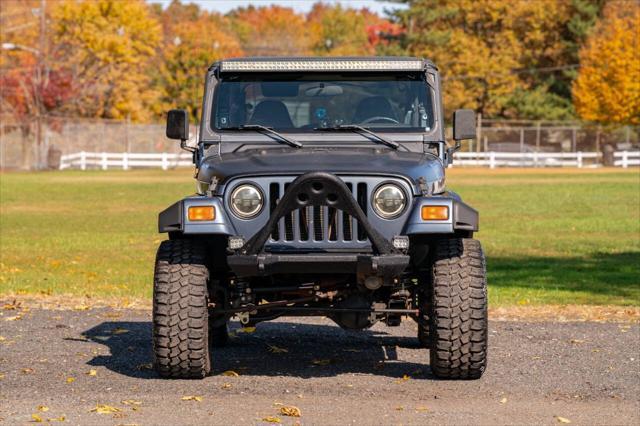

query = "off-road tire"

[
  {"left": 429, "top": 238, "right": 487, "bottom": 379},
  {"left": 152, "top": 239, "right": 211, "bottom": 379}
]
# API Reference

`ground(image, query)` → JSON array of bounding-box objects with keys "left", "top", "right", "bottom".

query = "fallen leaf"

[
  {"left": 21, "top": 368, "right": 34, "bottom": 374},
  {"left": 500, "top": 397, "right": 507, "bottom": 404},
  {"left": 395, "top": 406, "right": 404, "bottom": 411},
  {"left": 122, "top": 400, "right": 142, "bottom": 406},
  {"left": 221, "top": 370, "right": 239, "bottom": 377},
  {"left": 86, "top": 369, "right": 97, "bottom": 376},
  {"left": 66, "top": 377, "right": 75, "bottom": 384},
  {"left": 48, "top": 416, "right": 65, "bottom": 422},
  {"left": 221, "top": 383, "right": 232, "bottom": 390},
  {"left": 556, "top": 416, "right": 571, "bottom": 424},
  {"left": 111, "top": 327, "right": 129, "bottom": 335},
  {"left": 73, "top": 305, "right": 90, "bottom": 311},
  {"left": 3, "top": 300, "right": 21, "bottom": 310},
  {"left": 37, "top": 406, "right": 49, "bottom": 412},
  {"left": 0, "top": 336, "right": 6, "bottom": 342},
  {"left": 569, "top": 339, "right": 585, "bottom": 344},
  {"left": 31, "top": 414, "right": 44, "bottom": 423},
  {"left": 267, "top": 345, "right": 288, "bottom": 354},
  {"left": 415, "top": 406, "right": 429, "bottom": 412},
  {"left": 280, "top": 406, "right": 301, "bottom": 417},
  {"left": 90, "top": 404, "right": 120, "bottom": 414},
  {"left": 181, "top": 396, "right": 203, "bottom": 402},
  {"left": 5, "top": 315, "right": 22, "bottom": 321},
  {"left": 136, "top": 363, "right": 153, "bottom": 371},
  {"left": 311, "top": 359, "right": 332, "bottom": 366},
  {"left": 238, "top": 327, "right": 256, "bottom": 333},
  {"left": 262, "top": 416, "right": 281, "bottom": 423},
  {"left": 395, "top": 374, "right": 411, "bottom": 383}
]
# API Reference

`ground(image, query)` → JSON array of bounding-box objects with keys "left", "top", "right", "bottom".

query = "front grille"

[{"left": 268, "top": 179, "right": 369, "bottom": 243}]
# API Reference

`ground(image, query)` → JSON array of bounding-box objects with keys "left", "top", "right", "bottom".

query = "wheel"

[
  {"left": 429, "top": 238, "right": 487, "bottom": 379},
  {"left": 152, "top": 239, "right": 211, "bottom": 379}
]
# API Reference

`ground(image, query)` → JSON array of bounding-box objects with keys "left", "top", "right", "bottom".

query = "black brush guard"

[{"left": 227, "top": 172, "right": 410, "bottom": 277}]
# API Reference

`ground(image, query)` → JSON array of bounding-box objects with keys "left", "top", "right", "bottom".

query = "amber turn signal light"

[
  {"left": 188, "top": 206, "right": 215, "bottom": 221},
  {"left": 421, "top": 205, "right": 449, "bottom": 221}
]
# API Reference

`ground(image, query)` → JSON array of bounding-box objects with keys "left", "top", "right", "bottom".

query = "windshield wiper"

[
  {"left": 314, "top": 125, "right": 399, "bottom": 150},
  {"left": 223, "top": 124, "right": 302, "bottom": 149}
]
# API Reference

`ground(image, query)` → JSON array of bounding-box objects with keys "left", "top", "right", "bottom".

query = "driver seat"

[
  {"left": 249, "top": 100, "right": 294, "bottom": 128},
  {"left": 352, "top": 96, "right": 396, "bottom": 123}
]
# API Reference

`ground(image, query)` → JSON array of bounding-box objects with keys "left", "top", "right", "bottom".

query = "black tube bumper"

[{"left": 227, "top": 253, "right": 410, "bottom": 277}]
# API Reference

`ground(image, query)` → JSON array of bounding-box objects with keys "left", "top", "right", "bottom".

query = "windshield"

[{"left": 212, "top": 73, "right": 434, "bottom": 132}]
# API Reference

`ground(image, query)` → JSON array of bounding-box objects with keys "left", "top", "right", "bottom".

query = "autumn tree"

[
  {"left": 391, "top": 0, "right": 604, "bottom": 120},
  {"left": 228, "top": 6, "right": 310, "bottom": 56},
  {"left": 308, "top": 3, "right": 372, "bottom": 56},
  {"left": 0, "top": 0, "right": 75, "bottom": 168},
  {"left": 153, "top": 2, "right": 243, "bottom": 122},
  {"left": 572, "top": 1, "right": 640, "bottom": 125},
  {"left": 52, "top": 0, "right": 161, "bottom": 122}
]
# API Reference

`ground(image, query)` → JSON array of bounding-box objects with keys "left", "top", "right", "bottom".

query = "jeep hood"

[{"left": 197, "top": 147, "right": 446, "bottom": 195}]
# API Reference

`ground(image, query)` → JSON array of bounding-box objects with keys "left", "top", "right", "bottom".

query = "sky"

[{"left": 149, "top": 0, "right": 406, "bottom": 16}]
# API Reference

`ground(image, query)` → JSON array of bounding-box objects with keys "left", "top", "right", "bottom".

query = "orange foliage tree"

[
  {"left": 52, "top": 0, "right": 161, "bottom": 121},
  {"left": 153, "top": 1, "right": 243, "bottom": 122},
  {"left": 307, "top": 3, "right": 372, "bottom": 56},
  {"left": 228, "top": 6, "right": 310, "bottom": 56},
  {"left": 394, "top": 0, "right": 584, "bottom": 119},
  {"left": 572, "top": 1, "right": 640, "bottom": 125}
]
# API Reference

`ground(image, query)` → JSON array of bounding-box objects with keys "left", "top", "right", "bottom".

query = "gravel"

[{"left": 1, "top": 307, "right": 638, "bottom": 425}]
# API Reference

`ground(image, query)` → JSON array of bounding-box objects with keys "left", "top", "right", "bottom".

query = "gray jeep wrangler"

[{"left": 154, "top": 57, "right": 487, "bottom": 380}]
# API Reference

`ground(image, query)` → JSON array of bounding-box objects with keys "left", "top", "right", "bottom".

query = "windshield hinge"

[
  {"left": 417, "top": 176, "right": 431, "bottom": 196},
  {"left": 206, "top": 176, "right": 219, "bottom": 197}
]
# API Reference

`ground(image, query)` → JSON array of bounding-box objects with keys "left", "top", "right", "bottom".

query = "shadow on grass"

[
  {"left": 488, "top": 251, "right": 640, "bottom": 303},
  {"left": 82, "top": 320, "right": 434, "bottom": 380}
]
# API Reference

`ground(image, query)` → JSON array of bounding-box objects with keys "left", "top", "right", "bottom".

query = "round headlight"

[
  {"left": 230, "top": 184, "right": 263, "bottom": 219},
  {"left": 373, "top": 184, "right": 406, "bottom": 219}
]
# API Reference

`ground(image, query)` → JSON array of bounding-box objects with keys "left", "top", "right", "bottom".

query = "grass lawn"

[{"left": 1, "top": 168, "right": 639, "bottom": 306}]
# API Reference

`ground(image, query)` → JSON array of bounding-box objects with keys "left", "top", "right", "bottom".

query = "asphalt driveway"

[{"left": 0, "top": 306, "right": 638, "bottom": 425}]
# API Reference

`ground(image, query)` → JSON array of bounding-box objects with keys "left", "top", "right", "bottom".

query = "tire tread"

[
  {"left": 152, "top": 239, "right": 211, "bottom": 379},
  {"left": 429, "top": 238, "right": 487, "bottom": 379}
]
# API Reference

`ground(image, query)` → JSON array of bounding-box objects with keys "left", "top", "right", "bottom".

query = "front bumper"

[{"left": 227, "top": 252, "right": 410, "bottom": 277}]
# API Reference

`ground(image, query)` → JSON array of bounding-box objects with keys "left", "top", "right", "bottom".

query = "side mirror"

[
  {"left": 453, "top": 109, "right": 476, "bottom": 141},
  {"left": 166, "top": 109, "right": 189, "bottom": 141}
]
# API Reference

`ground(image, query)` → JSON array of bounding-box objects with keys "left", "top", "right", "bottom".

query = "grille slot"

[{"left": 268, "top": 178, "right": 368, "bottom": 244}]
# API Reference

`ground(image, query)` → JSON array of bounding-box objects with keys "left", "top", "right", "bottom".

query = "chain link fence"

[
  {"left": 1, "top": 114, "right": 638, "bottom": 170},
  {"left": 0, "top": 114, "right": 189, "bottom": 170}
]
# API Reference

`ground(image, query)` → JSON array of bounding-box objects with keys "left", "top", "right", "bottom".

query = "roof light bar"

[{"left": 220, "top": 59, "right": 424, "bottom": 72}]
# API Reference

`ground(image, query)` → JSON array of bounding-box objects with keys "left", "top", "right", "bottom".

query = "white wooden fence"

[
  {"left": 59, "top": 151, "right": 193, "bottom": 170},
  {"left": 59, "top": 150, "right": 640, "bottom": 170},
  {"left": 452, "top": 151, "right": 603, "bottom": 168},
  {"left": 613, "top": 151, "right": 640, "bottom": 168}
]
